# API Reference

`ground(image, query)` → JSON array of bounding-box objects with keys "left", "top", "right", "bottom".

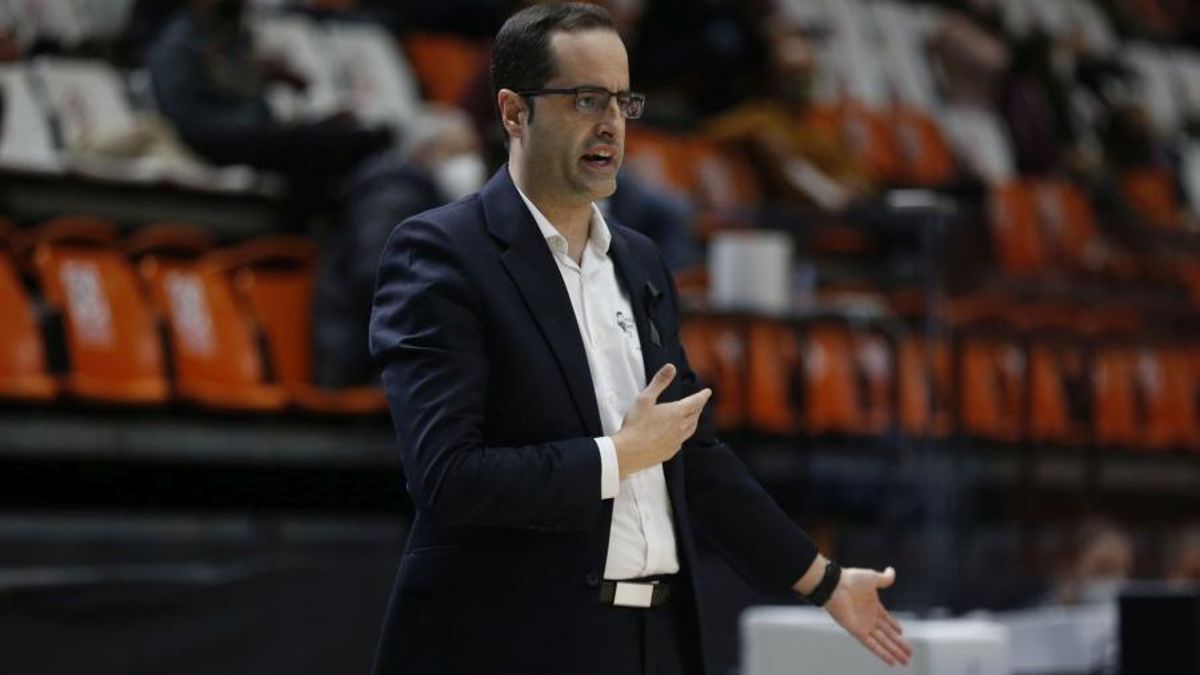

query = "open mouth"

[{"left": 581, "top": 148, "right": 617, "bottom": 170}]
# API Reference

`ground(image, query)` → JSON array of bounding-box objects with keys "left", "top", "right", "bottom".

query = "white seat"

[
  {"left": 1125, "top": 42, "right": 1183, "bottom": 137},
  {"left": 326, "top": 21, "right": 423, "bottom": 131},
  {"left": 0, "top": 0, "right": 134, "bottom": 47},
  {"left": 252, "top": 13, "right": 344, "bottom": 122},
  {"left": 870, "top": 1, "right": 943, "bottom": 112},
  {"left": 742, "top": 607, "right": 1009, "bottom": 675},
  {"left": 940, "top": 105, "right": 1016, "bottom": 184},
  {"left": 0, "top": 63, "right": 62, "bottom": 172}
]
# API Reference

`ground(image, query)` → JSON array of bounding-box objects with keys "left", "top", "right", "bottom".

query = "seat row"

[
  {"left": 0, "top": 216, "right": 386, "bottom": 415},
  {"left": 681, "top": 311, "right": 1200, "bottom": 451}
]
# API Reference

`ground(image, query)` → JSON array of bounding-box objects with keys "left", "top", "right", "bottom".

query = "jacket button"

[{"left": 585, "top": 571, "right": 601, "bottom": 587}]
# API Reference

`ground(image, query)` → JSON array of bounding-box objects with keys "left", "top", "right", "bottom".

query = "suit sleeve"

[
  {"left": 369, "top": 217, "right": 603, "bottom": 532},
  {"left": 655, "top": 252, "right": 820, "bottom": 593}
]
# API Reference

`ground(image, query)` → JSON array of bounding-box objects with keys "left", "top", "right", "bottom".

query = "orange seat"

[
  {"left": 623, "top": 128, "right": 695, "bottom": 197},
  {"left": 1136, "top": 346, "right": 1197, "bottom": 450},
  {"left": 896, "top": 333, "right": 953, "bottom": 439},
  {"left": 212, "top": 236, "right": 389, "bottom": 415},
  {"left": 402, "top": 33, "right": 489, "bottom": 105},
  {"left": 1092, "top": 345, "right": 1143, "bottom": 448},
  {"left": 30, "top": 216, "right": 169, "bottom": 405},
  {"left": 989, "top": 181, "right": 1048, "bottom": 275},
  {"left": 132, "top": 224, "right": 287, "bottom": 412},
  {"left": 679, "top": 315, "right": 745, "bottom": 432},
  {"left": 0, "top": 218, "right": 56, "bottom": 402},
  {"left": 1027, "top": 341, "right": 1087, "bottom": 445},
  {"left": 1119, "top": 167, "right": 1180, "bottom": 231},
  {"left": 806, "top": 99, "right": 905, "bottom": 184},
  {"left": 958, "top": 334, "right": 1025, "bottom": 442},
  {"left": 891, "top": 107, "right": 956, "bottom": 187},
  {"left": 800, "top": 324, "right": 860, "bottom": 434},
  {"left": 687, "top": 139, "right": 761, "bottom": 237},
  {"left": 851, "top": 329, "right": 894, "bottom": 435},
  {"left": 744, "top": 319, "right": 799, "bottom": 434}
]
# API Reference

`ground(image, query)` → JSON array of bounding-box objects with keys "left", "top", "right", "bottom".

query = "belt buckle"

[{"left": 612, "top": 581, "right": 656, "bottom": 608}]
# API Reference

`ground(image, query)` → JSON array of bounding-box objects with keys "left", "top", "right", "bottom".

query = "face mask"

[{"left": 432, "top": 152, "right": 486, "bottom": 202}]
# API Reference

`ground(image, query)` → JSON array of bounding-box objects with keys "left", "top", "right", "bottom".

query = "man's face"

[{"left": 522, "top": 29, "right": 628, "bottom": 206}]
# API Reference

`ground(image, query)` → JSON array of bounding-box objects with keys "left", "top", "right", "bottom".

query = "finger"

[
  {"left": 877, "top": 624, "right": 914, "bottom": 662},
  {"left": 641, "top": 364, "right": 677, "bottom": 402},
  {"left": 881, "top": 610, "right": 904, "bottom": 635},
  {"left": 871, "top": 627, "right": 911, "bottom": 666},
  {"left": 862, "top": 634, "right": 897, "bottom": 667},
  {"left": 672, "top": 387, "right": 712, "bottom": 415},
  {"left": 877, "top": 566, "right": 896, "bottom": 589}
]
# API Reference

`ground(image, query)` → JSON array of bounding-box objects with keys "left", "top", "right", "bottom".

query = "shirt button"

[{"left": 585, "top": 571, "right": 601, "bottom": 587}]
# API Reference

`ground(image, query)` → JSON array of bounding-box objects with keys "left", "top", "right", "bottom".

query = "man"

[{"left": 369, "top": 5, "right": 912, "bottom": 674}]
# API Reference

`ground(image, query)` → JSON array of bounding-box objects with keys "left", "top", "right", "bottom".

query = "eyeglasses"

[{"left": 516, "top": 86, "right": 646, "bottom": 119}]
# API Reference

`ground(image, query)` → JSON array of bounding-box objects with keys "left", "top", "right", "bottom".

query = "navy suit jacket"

[{"left": 368, "top": 167, "right": 817, "bottom": 674}]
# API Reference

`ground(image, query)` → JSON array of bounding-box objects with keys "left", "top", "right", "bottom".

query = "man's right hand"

[{"left": 611, "top": 364, "right": 712, "bottom": 478}]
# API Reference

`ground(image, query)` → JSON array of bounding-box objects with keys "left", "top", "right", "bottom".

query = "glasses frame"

[{"left": 516, "top": 86, "right": 646, "bottom": 119}]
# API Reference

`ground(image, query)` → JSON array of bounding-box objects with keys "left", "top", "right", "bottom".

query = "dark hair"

[{"left": 490, "top": 3, "right": 616, "bottom": 124}]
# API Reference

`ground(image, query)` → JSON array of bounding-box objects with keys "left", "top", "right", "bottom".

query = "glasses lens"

[{"left": 621, "top": 94, "right": 645, "bottom": 119}]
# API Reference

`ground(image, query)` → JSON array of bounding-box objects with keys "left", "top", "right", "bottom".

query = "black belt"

[{"left": 599, "top": 575, "right": 673, "bottom": 608}]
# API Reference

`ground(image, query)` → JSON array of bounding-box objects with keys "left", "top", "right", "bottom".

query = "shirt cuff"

[{"left": 595, "top": 436, "right": 620, "bottom": 500}]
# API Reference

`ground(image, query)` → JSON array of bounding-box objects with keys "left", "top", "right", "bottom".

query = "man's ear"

[{"left": 497, "top": 89, "right": 527, "bottom": 140}]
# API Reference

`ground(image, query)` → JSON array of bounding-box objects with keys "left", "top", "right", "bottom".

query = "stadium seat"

[
  {"left": 252, "top": 14, "right": 344, "bottom": 121},
  {"left": 989, "top": 181, "right": 1048, "bottom": 275},
  {"left": 1136, "top": 346, "right": 1198, "bottom": 450},
  {"left": 0, "top": 218, "right": 56, "bottom": 402},
  {"left": 0, "top": 64, "right": 60, "bottom": 172},
  {"left": 1026, "top": 339, "right": 1088, "bottom": 446},
  {"left": 1119, "top": 167, "right": 1181, "bottom": 231},
  {"left": 958, "top": 333, "right": 1025, "bottom": 443},
  {"left": 851, "top": 328, "right": 894, "bottom": 435},
  {"left": 402, "top": 33, "right": 489, "bottom": 105},
  {"left": 679, "top": 315, "right": 746, "bottom": 432},
  {"left": 325, "top": 20, "right": 423, "bottom": 129},
  {"left": 1091, "top": 345, "right": 1143, "bottom": 448},
  {"left": 623, "top": 128, "right": 695, "bottom": 198},
  {"left": 800, "top": 323, "right": 861, "bottom": 435},
  {"left": 745, "top": 320, "right": 800, "bottom": 435},
  {"left": 688, "top": 139, "right": 762, "bottom": 236},
  {"left": 209, "top": 236, "right": 389, "bottom": 415},
  {"left": 130, "top": 224, "right": 288, "bottom": 412},
  {"left": 896, "top": 333, "right": 953, "bottom": 439},
  {"left": 890, "top": 106, "right": 957, "bottom": 187},
  {"left": 29, "top": 216, "right": 169, "bottom": 405},
  {"left": 805, "top": 100, "right": 905, "bottom": 185}
]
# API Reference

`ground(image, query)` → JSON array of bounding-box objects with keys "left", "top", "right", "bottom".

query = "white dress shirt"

[{"left": 515, "top": 187, "right": 680, "bottom": 580}]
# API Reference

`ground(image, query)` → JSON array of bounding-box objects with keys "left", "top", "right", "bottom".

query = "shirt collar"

[{"left": 514, "top": 184, "right": 612, "bottom": 257}]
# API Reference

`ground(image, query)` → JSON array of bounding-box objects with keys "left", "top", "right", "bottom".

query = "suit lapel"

[
  {"left": 482, "top": 168, "right": 603, "bottom": 437},
  {"left": 608, "top": 228, "right": 667, "bottom": 390}
]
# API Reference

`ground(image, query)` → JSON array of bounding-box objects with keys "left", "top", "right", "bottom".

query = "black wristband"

[{"left": 806, "top": 560, "right": 842, "bottom": 607}]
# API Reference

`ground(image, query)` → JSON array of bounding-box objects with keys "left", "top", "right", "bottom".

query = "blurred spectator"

[
  {"left": 312, "top": 107, "right": 484, "bottom": 387},
  {"left": 1050, "top": 519, "right": 1134, "bottom": 606},
  {"left": 702, "top": 23, "right": 872, "bottom": 211},
  {"left": 147, "top": 0, "right": 393, "bottom": 227},
  {"left": 1164, "top": 527, "right": 1200, "bottom": 586},
  {"left": 603, "top": 173, "right": 700, "bottom": 270},
  {"left": 997, "top": 31, "right": 1075, "bottom": 175}
]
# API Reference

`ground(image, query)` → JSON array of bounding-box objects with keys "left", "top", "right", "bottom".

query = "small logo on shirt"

[{"left": 616, "top": 311, "right": 634, "bottom": 335}]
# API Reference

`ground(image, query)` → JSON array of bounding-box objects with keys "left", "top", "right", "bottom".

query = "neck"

[{"left": 509, "top": 159, "right": 592, "bottom": 263}]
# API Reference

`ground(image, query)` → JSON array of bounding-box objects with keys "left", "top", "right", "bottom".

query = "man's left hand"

[{"left": 825, "top": 566, "right": 913, "bottom": 667}]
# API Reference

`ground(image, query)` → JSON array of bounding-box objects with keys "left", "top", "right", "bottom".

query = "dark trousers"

[{"left": 585, "top": 583, "right": 705, "bottom": 675}]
